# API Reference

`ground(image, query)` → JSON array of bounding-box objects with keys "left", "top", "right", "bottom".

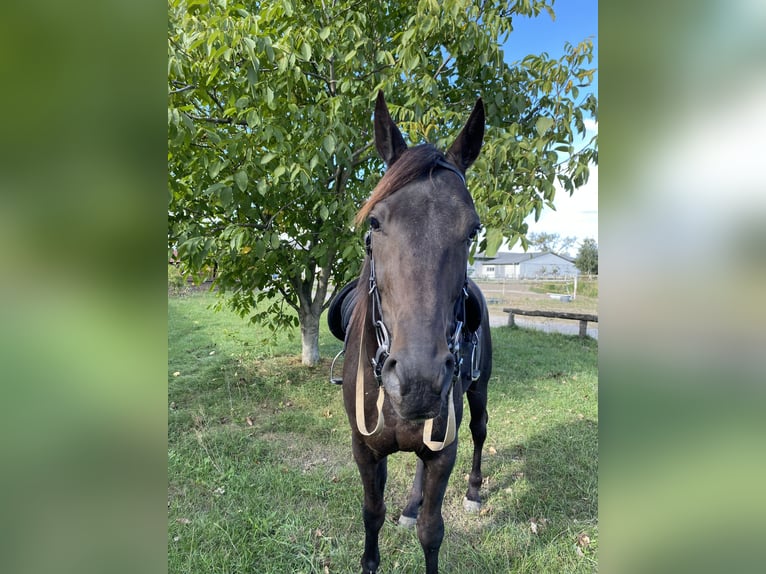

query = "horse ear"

[
  {"left": 446, "top": 98, "right": 485, "bottom": 173},
  {"left": 374, "top": 91, "right": 407, "bottom": 167}
]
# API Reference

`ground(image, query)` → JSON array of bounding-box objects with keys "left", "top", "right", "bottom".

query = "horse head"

[{"left": 357, "top": 92, "right": 485, "bottom": 421}]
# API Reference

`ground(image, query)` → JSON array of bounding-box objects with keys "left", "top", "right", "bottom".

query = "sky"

[{"left": 500, "top": 0, "right": 598, "bottom": 251}]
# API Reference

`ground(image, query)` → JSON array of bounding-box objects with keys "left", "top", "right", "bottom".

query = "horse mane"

[{"left": 354, "top": 144, "right": 446, "bottom": 226}]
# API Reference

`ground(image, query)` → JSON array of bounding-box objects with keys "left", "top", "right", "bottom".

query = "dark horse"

[{"left": 327, "top": 92, "right": 492, "bottom": 574}]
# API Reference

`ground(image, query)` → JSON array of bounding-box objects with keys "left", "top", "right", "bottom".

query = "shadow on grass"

[{"left": 514, "top": 419, "right": 597, "bottom": 521}]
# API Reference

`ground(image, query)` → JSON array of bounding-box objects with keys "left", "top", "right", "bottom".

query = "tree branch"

[
  {"left": 276, "top": 284, "right": 300, "bottom": 313},
  {"left": 170, "top": 84, "right": 196, "bottom": 95},
  {"left": 184, "top": 112, "right": 249, "bottom": 127},
  {"left": 433, "top": 55, "right": 452, "bottom": 80},
  {"left": 206, "top": 90, "right": 225, "bottom": 113}
]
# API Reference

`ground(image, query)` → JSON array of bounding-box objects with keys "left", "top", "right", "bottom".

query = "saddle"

[{"left": 327, "top": 278, "right": 486, "bottom": 343}]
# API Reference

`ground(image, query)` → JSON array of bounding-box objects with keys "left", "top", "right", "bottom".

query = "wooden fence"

[{"left": 503, "top": 308, "right": 598, "bottom": 338}]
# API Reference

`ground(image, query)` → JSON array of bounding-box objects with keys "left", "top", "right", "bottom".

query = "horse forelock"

[{"left": 354, "top": 144, "right": 447, "bottom": 226}]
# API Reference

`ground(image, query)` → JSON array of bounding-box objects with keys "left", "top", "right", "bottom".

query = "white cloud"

[{"left": 524, "top": 165, "right": 599, "bottom": 246}]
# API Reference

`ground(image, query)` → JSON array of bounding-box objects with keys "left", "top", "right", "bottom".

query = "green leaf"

[
  {"left": 204, "top": 182, "right": 226, "bottom": 196},
  {"left": 234, "top": 170, "right": 248, "bottom": 191},
  {"left": 323, "top": 134, "right": 335, "bottom": 154},
  {"left": 219, "top": 186, "right": 233, "bottom": 207},
  {"left": 320, "top": 205, "right": 329, "bottom": 220},
  {"left": 485, "top": 227, "right": 503, "bottom": 257},
  {"left": 301, "top": 41, "right": 311, "bottom": 61},
  {"left": 208, "top": 160, "right": 225, "bottom": 179},
  {"left": 273, "top": 165, "right": 286, "bottom": 179},
  {"left": 535, "top": 116, "right": 554, "bottom": 136}
]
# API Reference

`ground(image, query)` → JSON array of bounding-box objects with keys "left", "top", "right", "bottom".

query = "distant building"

[{"left": 469, "top": 251, "right": 579, "bottom": 279}]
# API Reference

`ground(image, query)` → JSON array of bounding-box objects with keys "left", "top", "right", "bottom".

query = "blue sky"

[{"left": 501, "top": 0, "right": 598, "bottom": 250}]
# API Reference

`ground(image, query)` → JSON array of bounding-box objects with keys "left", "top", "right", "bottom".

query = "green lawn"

[{"left": 168, "top": 291, "right": 598, "bottom": 573}]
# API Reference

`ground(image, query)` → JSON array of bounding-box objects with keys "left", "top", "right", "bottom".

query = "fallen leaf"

[
  {"left": 575, "top": 546, "right": 585, "bottom": 557},
  {"left": 315, "top": 528, "right": 323, "bottom": 538},
  {"left": 530, "top": 517, "right": 548, "bottom": 534},
  {"left": 209, "top": 351, "right": 215, "bottom": 355},
  {"left": 577, "top": 532, "right": 591, "bottom": 547},
  {"left": 173, "top": 371, "right": 181, "bottom": 377},
  {"left": 245, "top": 416, "right": 254, "bottom": 426},
  {"left": 176, "top": 517, "right": 191, "bottom": 525},
  {"left": 488, "top": 446, "right": 497, "bottom": 455}
]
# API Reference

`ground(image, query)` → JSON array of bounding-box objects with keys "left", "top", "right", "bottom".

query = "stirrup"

[{"left": 329, "top": 349, "right": 344, "bottom": 385}]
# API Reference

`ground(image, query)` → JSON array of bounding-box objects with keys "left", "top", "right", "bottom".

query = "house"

[{"left": 469, "top": 251, "right": 579, "bottom": 279}]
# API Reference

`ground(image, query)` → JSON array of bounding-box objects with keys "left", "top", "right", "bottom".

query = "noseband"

[{"left": 354, "top": 159, "right": 472, "bottom": 451}]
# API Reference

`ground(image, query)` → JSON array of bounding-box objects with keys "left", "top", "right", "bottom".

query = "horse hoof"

[
  {"left": 463, "top": 497, "right": 482, "bottom": 513},
  {"left": 398, "top": 514, "right": 417, "bottom": 528}
]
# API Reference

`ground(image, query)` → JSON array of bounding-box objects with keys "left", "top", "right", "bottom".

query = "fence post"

[
  {"left": 579, "top": 320, "right": 587, "bottom": 337},
  {"left": 507, "top": 312, "right": 515, "bottom": 327}
]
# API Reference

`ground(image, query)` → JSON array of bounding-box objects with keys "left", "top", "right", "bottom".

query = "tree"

[
  {"left": 527, "top": 231, "right": 577, "bottom": 256},
  {"left": 575, "top": 238, "right": 598, "bottom": 276},
  {"left": 168, "top": 0, "right": 597, "bottom": 365}
]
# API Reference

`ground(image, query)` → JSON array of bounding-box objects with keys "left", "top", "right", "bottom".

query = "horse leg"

[
  {"left": 353, "top": 440, "right": 387, "bottom": 574},
  {"left": 463, "top": 384, "right": 488, "bottom": 512},
  {"left": 417, "top": 449, "right": 457, "bottom": 574},
  {"left": 398, "top": 458, "right": 424, "bottom": 527}
]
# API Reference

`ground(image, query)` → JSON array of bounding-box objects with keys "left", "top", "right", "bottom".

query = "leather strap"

[
  {"left": 355, "top": 328, "right": 385, "bottom": 436},
  {"left": 422, "top": 384, "right": 456, "bottom": 451},
  {"left": 355, "top": 326, "right": 457, "bottom": 451}
]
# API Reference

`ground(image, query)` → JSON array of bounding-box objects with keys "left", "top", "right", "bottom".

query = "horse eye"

[
  {"left": 468, "top": 225, "right": 481, "bottom": 241},
  {"left": 369, "top": 216, "right": 380, "bottom": 231}
]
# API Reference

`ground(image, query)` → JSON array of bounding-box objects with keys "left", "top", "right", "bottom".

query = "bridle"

[
  {"left": 354, "top": 158, "right": 472, "bottom": 451},
  {"left": 365, "top": 231, "right": 468, "bottom": 390}
]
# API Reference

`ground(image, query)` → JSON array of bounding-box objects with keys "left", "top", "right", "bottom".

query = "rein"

[{"left": 354, "top": 159, "right": 469, "bottom": 451}]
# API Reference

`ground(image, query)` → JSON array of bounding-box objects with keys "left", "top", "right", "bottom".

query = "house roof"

[
  {"left": 474, "top": 251, "right": 575, "bottom": 265},
  {"left": 474, "top": 251, "right": 544, "bottom": 265}
]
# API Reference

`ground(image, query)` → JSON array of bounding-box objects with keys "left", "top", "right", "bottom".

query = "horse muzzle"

[{"left": 380, "top": 351, "right": 455, "bottom": 421}]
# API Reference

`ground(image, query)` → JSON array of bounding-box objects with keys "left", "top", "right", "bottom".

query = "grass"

[{"left": 168, "top": 291, "right": 598, "bottom": 573}]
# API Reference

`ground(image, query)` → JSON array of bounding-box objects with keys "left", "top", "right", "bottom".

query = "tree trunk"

[
  {"left": 299, "top": 308, "right": 321, "bottom": 366},
  {"left": 295, "top": 251, "right": 334, "bottom": 367}
]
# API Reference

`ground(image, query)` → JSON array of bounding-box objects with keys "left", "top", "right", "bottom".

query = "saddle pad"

[
  {"left": 464, "top": 279, "right": 485, "bottom": 333},
  {"left": 327, "top": 280, "right": 359, "bottom": 342}
]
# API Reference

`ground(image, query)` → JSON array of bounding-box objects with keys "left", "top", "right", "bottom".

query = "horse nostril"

[{"left": 444, "top": 355, "right": 455, "bottom": 374}]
